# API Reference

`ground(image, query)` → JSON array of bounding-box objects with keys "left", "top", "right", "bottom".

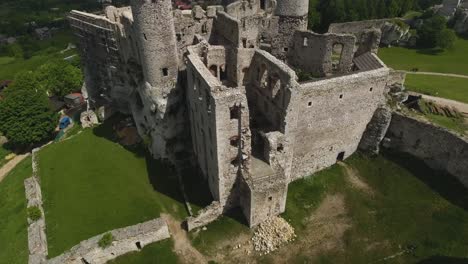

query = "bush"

[
  {"left": 98, "top": 233, "right": 114, "bottom": 248},
  {"left": 35, "top": 60, "right": 83, "bottom": 97},
  {"left": 27, "top": 206, "right": 42, "bottom": 221}
]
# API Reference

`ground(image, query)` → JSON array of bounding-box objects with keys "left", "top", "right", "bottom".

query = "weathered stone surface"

[
  {"left": 80, "top": 110, "right": 99, "bottom": 128},
  {"left": 48, "top": 218, "right": 170, "bottom": 264},
  {"left": 454, "top": 10, "right": 468, "bottom": 35},
  {"left": 358, "top": 106, "right": 392, "bottom": 155},
  {"left": 384, "top": 113, "right": 468, "bottom": 187}
]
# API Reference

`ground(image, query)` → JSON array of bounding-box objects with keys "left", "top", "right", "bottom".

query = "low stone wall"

[
  {"left": 186, "top": 201, "right": 223, "bottom": 231},
  {"left": 26, "top": 148, "right": 48, "bottom": 264},
  {"left": 48, "top": 218, "right": 170, "bottom": 264},
  {"left": 384, "top": 113, "right": 468, "bottom": 187},
  {"left": 25, "top": 176, "right": 48, "bottom": 264}
]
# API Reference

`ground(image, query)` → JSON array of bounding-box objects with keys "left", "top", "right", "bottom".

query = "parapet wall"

[{"left": 384, "top": 113, "right": 468, "bottom": 188}]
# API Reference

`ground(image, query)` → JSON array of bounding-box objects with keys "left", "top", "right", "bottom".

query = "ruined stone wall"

[
  {"left": 247, "top": 50, "right": 296, "bottom": 133},
  {"left": 288, "top": 31, "right": 356, "bottom": 77},
  {"left": 384, "top": 113, "right": 468, "bottom": 188},
  {"left": 214, "top": 11, "right": 241, "bottom": 46},
  {"left": 289, "top": 66, "right": 389, "bottom": 181},
  {"left": 173, "top": 6, "right": 219, "bottom": 68},
  {"left": 270, "top": 16, "right": 307, "bottom": 60},
  {"left": 68, "top": 11, "right": 131, "bottom": 113}
]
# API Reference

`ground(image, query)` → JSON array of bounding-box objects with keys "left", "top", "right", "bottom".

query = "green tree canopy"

[
  {"left": 0, "top": 71, "right": 58, "bottom": 148},
  {"left": 417, "top": 15, "right": 456, "bottom": 49},
  {"left": 35, "top": 60, "right": 83, "bottom": 97}
]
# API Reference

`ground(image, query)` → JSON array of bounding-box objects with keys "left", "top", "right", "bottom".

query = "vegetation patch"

[
  {"left": 378, "top": 37, "right": 468, "bottom": 75},
  {"left": 0, "top": 158, "right": 32, "bottom": 264},
  {"left": 38, "top": 117, "right": 187, "bottom": 257},
  {"left": 98, "top": 233, "right": 114, "bottom": 249},
  {"left": 27, "top": 206, "right": 42, "bottom": 221}
]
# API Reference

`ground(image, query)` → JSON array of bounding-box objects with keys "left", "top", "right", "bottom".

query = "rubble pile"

[{"left": 252, "top": 216, "right": 296, "bottom": 254}]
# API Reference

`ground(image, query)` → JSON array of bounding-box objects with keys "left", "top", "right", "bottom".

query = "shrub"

[
  {"left": 27, "top": 206, "right": 42, "bottom": 221},
  {"left": 98, "top": 233, "right": 114, "bottom": 248}
]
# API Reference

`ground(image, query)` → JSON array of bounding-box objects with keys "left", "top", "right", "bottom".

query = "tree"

[
  {"left": 436, "top": 28, "right": 457, "bottom": 49},
  {"left": 417, "top": 15, "right": 455, "bottom": 49},
  {"left": 0, "top": 72, "right": 58, "bottom": 148},
  {"left": 35, "top": 60, "right": 83, "bottom": 97}
]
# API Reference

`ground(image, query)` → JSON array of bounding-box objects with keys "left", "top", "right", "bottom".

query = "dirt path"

[
  {"left": 409, "top": 91, "right": 468, "bottom": 115},
  {"left": 0, "top": 153, "right": 30, "bottom": 183},
  {"left": 338, "top": 162, "right": 373, "bottom": 193},
  {"left": 161, "top": 214, "right": 206, "bottom": 264},
  {"left": 404, "top": 71, "right": 468, "bottom": 79}
]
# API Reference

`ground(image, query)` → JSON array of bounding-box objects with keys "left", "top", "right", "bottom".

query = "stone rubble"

[{"left": 251, "top": 216, "right": 296, "bottom": 255}]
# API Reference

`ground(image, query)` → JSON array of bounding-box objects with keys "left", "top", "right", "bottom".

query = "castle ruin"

[{"left": 68, "top": 0, "right": 390, "bottom": 228}]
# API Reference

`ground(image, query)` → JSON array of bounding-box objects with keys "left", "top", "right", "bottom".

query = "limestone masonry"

[{"left": 68, "top": 0, "right": 390, "bottom": 227}]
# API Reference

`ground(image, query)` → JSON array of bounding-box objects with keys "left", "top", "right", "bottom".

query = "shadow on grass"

[
  {"left": 416, "top": 48, "right": 444, "bottom": 55},
  {"left": 383, "top": 151, "right": 468, "bottom": 212},
  {"left": 417, "top": 256, "right": 468, "bottom": 264},
  {"left": 92, "top": 113, "right": 213, "bottom": 215}
]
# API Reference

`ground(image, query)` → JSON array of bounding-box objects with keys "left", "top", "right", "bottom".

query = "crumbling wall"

[
  {"left": 384, "top": 113, "right": 468, "bottom": 188},
  {"left": 186, "top": 201, "right": 223, "bottom": 231},
  {"left": 290, "top": 65, "right": 389, "bottom": 181},
  {"left": 358, "top": 106, "right": 392, "bottom": 155},
  {"left": 271, "top": 16, "right": 307, "bottom": 60},
  {"left": 288, "top": 31, "right": 356, "bottom": 77}
]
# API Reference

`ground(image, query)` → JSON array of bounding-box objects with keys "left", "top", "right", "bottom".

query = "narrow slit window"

[{"left": 162, "top": 68, "right": 169, "bottom": 76}]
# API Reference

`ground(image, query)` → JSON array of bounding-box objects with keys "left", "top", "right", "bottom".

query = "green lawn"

[
  {"left": 405, "top": 74, "right": 468, "bottom": 104},
  {"left": 109, "top": 239, "right": 180, "bottom": 264},
  {"left": 38, "top": 118, "right": 188, "bottom": 257},
  {"left": 378, "top": 38, "right": 468, "bottom": 75},
  {"left": 276, "top": 153, "right": 468, "bottom": 263},
  {"left": 0, "top": 158, "right": 32, "bottom": 264}
]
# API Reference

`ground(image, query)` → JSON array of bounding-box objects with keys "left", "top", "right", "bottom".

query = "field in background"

[
  {"left": 379, "top": 38, "right": 468, "bottom": 75},
  {"left": 405, "top": 74, "right": 468, "bottom": 104},
  {"left": 0, "top": 30, "right": 77, "bottom": 80}
]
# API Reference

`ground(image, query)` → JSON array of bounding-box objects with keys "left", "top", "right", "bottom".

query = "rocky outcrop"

[
  {"left": 384, "top": 113, "right": 468, "bottom": 188},
  {"left": 358, "top": 106, "right": 393, "bottom": 155},
  {"left": 454, "top": 10, "right": 468, "bottom": 35},
  {"left": 380, "top": 21, "right": 411, "bottom": 47}
]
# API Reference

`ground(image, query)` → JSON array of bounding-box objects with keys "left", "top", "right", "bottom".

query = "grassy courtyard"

[
  {"left": 405, "top": 74, "right": 468, "bottom": 104},
  {"left": 378, "top": 37, "right": 468, "bottom": 75},
  {"left": 110, "top": 239, "right": 180, "bottom": 264},
  {"left": 38, "top": 119, "right": 188, "bottom": 257},
  {"left": 0, "top": 158, "right": 32, "bottom": 264},
  {"left": 189, "top": 153, "right": 468, "bottom": 263}
]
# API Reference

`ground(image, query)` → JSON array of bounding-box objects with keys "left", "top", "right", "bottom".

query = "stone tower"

[
  {"left": 130, "top": 0, "right": 179, "bottom": 94},
  {"left": 272, "top": 0, "right": 309, "bottom": 59},
  {"left": 130, "top": 0, "right": 182, "bottom": 160}
]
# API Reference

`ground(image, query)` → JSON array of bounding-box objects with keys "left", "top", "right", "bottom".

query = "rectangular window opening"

[{"left": 162, "top": 68, "right": 169, "bottom": 76}]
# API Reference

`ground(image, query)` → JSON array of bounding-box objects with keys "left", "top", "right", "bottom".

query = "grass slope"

[
  {"left": 282, "top": 154, "right": 468, "bottom": 263},
  {"left": 38, "top": 120, "right": 187, "bottom": 257},
  {"left": 0, "top": 158, "right": 32, "bottom": 264},
  {"left": 405, "top": 74, "right": 468, "bottom": 104},
  {"left": 109, "top": 239, "right": 180, "bottom": 264},
  {"left": 378, "top": 38, "right": 468, "bottom": 75}
]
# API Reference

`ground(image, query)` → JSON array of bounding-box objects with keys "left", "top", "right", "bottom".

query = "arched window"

[
  {"left": 269, "top": 73, "right": 281, "bottom": 98},
  {"left": 209, "top": 65, "right": 218, "bottom": 78}
]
